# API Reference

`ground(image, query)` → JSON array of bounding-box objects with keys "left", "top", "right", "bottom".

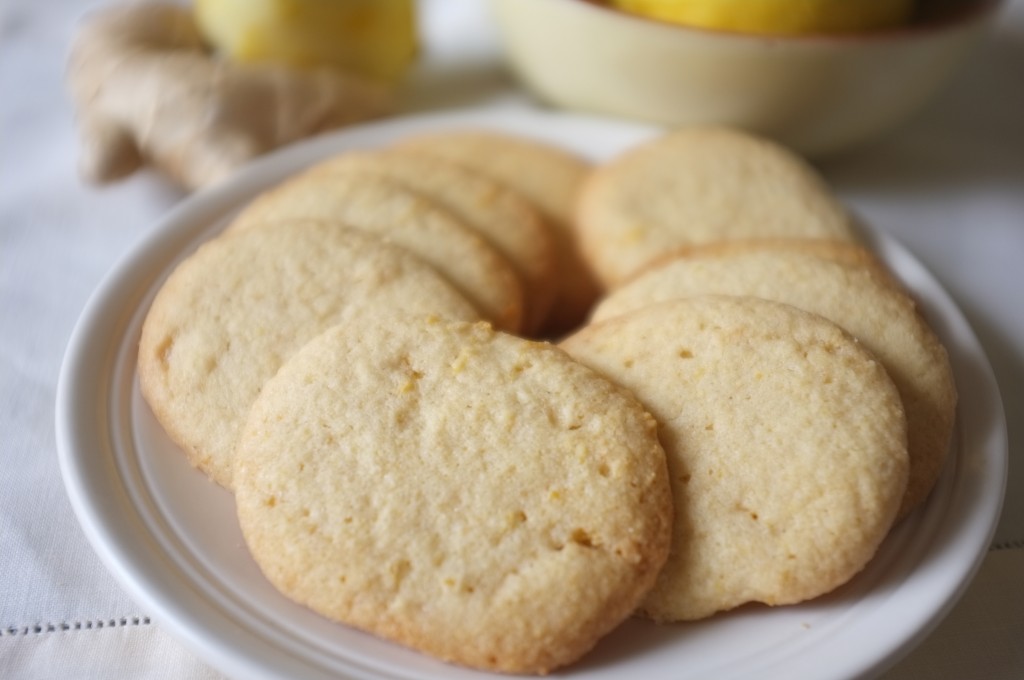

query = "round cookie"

[
  {"left": 591, "top": 246, "right": 955, "bottom": 519},
  {"left": 234, "top": 317, "right": 672, "bottom": 674},
  {"left": 305, "top": 149, "right": 558, "bottom": 335},
  {"left": 574, "top": 125, "right": 858, "bottom": 287},
  {"left": 229, "top": 172, "right": 525, "bottom": 332},
  {"left": 561, "top": 296, "right": 909, "bottom": 622},
  {"left": 394, "top": 129, "right": 600, "bottom": 335},
  {"left": 137, "top": 221, "right": 480, "bottom": 489}
]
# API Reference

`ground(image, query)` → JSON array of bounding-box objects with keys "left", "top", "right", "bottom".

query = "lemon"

[
  {"left": 608, "top": 0, "right": 916, "bottom": 35},
  {"left": 194, "top": 0, "right": 417, "bottom": 82}
]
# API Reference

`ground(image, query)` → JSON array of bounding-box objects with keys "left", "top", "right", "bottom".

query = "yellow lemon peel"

[
  {"left": 194, "top": 0, "right": 417, "bottom": 81},
  {"left": 608, "top": 0, "right": 916, "bottom": 36}
]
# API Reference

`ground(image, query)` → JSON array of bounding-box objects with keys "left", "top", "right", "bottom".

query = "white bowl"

[{"left": 491, "top": 0, "right": 1001, "bottom": 156}]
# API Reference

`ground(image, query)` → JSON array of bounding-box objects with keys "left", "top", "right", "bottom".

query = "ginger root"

[{"left": 66, "top": 3, "right": 392, "bottom": 190}]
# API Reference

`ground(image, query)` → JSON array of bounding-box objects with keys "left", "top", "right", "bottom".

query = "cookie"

[
  {"left": 234, "top": 316, "right": 672, "bottom": 673},
  {"left": 394, "top": 129, "right": 600, "bottom": 335},
  {"left": 137, "top": 221, "right": 480, "bottom": 489},
  {"left": 305, "top": 149, "right": 558, "bottom": 335},
  {"left": 229, "top": 172, "right": 525, "bottom": 332},
  {"left": 561, "top": 296, "right": 909, "bottom": 621},
  {"left": 574, "top": 125, "right": 858, "bottom": 287},
  {"left": 591, "top": 246, "right": 955, "bottom": 518}
]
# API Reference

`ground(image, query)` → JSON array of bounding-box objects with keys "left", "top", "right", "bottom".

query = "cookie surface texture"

[
  {"left": 627, "top": 237, "right": 890, "bottom": 286},
  {"left": 575, "top": 126, "right": 857, "bottom": 287},
  {"left": 234, "top": 317, "right": 672, "bottom": 673},
  {"left": 562, "top": 296, "right": 909, "bottom": 621},
  {"left": 395, "top": 129, "right": 600, "bottom": 335},
  {"left": 137, "top": 221, "right": 479, "bottom": 489},
  {"left": 306, "top": 149, "right": 558, "bottom": 335},
  {"left": 229, "top": 171, "right": 525, "bottom": 332},
  {"left": 591, "top": 246, "right": 955, "bottom": 518}
]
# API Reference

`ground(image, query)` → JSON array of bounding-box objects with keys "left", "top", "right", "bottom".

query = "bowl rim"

[{"left": 554, "top": 0, "right": 1004, "bottom": 44}]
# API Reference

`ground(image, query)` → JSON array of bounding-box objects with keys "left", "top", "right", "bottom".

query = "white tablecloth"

[{"left": 2, "top": 1, "right": 1021, "bottom": 678}]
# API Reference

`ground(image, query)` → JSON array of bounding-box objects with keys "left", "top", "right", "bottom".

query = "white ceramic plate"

[{"left": 56, "top": 108, "right": 1007, "bottom": 680}]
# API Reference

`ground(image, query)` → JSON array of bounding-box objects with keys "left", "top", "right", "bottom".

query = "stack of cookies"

[{"left": 137, "top": 124, "right": 956, "bottom": 673}]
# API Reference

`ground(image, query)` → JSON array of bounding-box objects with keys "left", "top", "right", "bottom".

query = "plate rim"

[{"left": 55, "top": 106, "right": 1008, "bottom": 680}]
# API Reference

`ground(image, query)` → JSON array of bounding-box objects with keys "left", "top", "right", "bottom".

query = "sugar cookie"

[
  {"left": 591, "top": 246, "right": 955, "bottom": 518},
  {"left": 306, "top": 149, "right": 558, "bottom": 334},
  {"left": 562, "top": 296, "right": 908, "bottom": 621},
  {"left": 234, "top": 316, "right": 672, "bottom": 673},
  {"left": 138, "top": 221, "right": 479, "bottom": 489},
  {"left": 575, "top": 125, "right": 857, "bottom": 287},
  {"left": 230, "top": 172, "right": 524, "bottom": 332}
]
